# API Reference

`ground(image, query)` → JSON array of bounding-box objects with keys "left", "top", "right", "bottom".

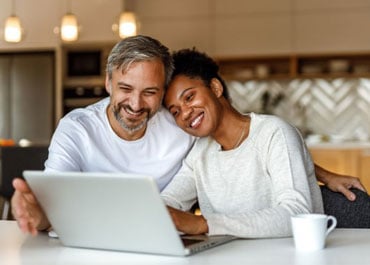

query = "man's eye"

[
  {"left": 144, "top": 91, "right": 157, "bottom": 96},
  {"left": 119, "top": 86, "right": 131, "bottom": 91}
]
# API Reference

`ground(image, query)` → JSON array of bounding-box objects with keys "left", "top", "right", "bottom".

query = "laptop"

[{"left": 23, "top": 170, "right": 236, "bottom": 256}]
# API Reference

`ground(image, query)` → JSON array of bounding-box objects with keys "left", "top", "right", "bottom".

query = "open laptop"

[{"left": 23, "top": 170, "right": 236, "bottom": 256}]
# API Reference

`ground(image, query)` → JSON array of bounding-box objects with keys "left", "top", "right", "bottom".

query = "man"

[{"left": 11, "top": 35, "right": 366, "bottom": 236}]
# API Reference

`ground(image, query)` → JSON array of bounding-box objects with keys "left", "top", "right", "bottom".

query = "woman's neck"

[{"left": 212, "top": 99, "right": 251, "bottom": 151}]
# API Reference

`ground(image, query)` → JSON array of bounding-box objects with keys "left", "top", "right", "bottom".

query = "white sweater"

[{"left": 161, "top": 113, "right": 324, "bottom": 238}]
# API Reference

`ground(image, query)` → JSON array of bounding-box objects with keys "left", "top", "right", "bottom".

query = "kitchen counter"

[{"left": 307, "top": 141, "right": 370, "bottom": 149}]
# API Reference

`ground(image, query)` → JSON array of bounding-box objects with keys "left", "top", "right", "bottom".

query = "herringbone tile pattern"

[{"left": 228, "top": 78, "right": 370, "bottom": 140}]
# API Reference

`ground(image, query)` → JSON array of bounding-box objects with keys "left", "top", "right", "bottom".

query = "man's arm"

[{"left": 314, "top": 164, "right": 367, "bottom": 201}]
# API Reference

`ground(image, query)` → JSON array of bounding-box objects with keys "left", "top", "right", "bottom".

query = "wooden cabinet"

[
  {"left": 217, "top": 52, "right": 370, "bottom": 81},
  {"left": 360, "top": 149, "right": 370, "bottom": 193},
  {"left": 309, "top": 146, "right": 370, "bottom": 192}
]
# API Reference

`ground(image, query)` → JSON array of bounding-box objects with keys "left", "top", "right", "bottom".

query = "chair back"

[
  {"left": 0, "top": 146, "right": 48, "bottom": 199},
  {"left": 321, "top": 186, "right": 370, "bottom": 228}
]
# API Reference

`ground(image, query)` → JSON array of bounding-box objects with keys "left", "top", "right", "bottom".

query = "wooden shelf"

[{"left": 217, "top": 52, "right": 370, "bottom": 81}]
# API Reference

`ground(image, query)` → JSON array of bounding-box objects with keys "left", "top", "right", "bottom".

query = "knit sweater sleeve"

[
  {"left": 161, "top": 152, "right": 198, "bottom": 211},
  {"left": 205, "top": 116, "right": 323, "bottom": 238}
]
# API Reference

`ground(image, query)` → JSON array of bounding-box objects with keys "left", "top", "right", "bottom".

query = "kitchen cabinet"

[
  {"left": 0, "top": 52, "right": 55, "bottom": 144},
  {"left": 309, "top": 145, "right": 370, "bottom": 192},
  {"left": 360, "top": 149, "right": 370, "bottom": 193},
  {"left": 217, "top": 52, "right": 370, "bottom": 81},
  {"left": 61, "top": 43, "right": 113, "bottom": 115}
]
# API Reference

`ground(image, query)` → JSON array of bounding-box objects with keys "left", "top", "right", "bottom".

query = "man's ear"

[
  {"left": 210, "top": 78, "right": 223, "bottom": 98},
  {"left": 105, "top": 75, "right": 111, "bottom": 94}
]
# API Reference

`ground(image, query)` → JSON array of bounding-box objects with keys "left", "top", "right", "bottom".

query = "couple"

[{"left": 12, "top": 35, "right": 365, "bottom": 238}]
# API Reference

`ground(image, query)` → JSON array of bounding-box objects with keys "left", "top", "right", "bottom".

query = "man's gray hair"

[{"left": 106, "top": 35, "right": 174, "bottom": 87}]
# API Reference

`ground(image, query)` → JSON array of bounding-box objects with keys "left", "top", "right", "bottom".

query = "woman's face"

[{"left": 164, "top": 75, "right": 222, "bottom": 137}]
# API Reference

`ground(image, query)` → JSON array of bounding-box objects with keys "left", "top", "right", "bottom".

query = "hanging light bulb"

[
  {"left": 4, "top": 15, "right": 22, "bottom": 43},
  {"left": 4, "top": 0, "right": 23, "bottom": 43},
  {"left": 118, "top": 11, "right": 137, "bottom": 39},
  {"left": 112, "top": 0, "right": 138, "bottom": 39},
  {"left": 61, "top": 13, "right": 78, "bottom": 42}
]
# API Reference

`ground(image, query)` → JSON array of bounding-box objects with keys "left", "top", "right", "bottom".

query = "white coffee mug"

[{"left": 291, "top": 213, "right": 337, "bottom": 251}]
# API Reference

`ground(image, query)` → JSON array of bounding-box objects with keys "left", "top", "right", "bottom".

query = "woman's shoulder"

[{"left": 250, "top": 112, "right": 295, "bottom": 132}]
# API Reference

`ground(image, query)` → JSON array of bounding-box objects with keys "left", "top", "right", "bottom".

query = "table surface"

[{"left": 1, "top": 220, "right": 370, "bottom": 265}]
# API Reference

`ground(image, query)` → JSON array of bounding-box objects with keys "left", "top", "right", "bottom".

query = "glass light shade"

[
  {"left": 4, "top": 15, "right": 22, "bottom": 43},
  {"left": 61, "top": 13, "right": 78, "bottom": 42},
  {"left": 119, "top": 12, "right": 137, "bottom": 38}
]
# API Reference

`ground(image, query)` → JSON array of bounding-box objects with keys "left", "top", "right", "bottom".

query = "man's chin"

[{"left": 120, "top": 118, "right": 148, "bottom": 133}]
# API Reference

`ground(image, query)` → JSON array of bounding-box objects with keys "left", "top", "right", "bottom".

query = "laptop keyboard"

[{"left": 181, "top": 237, "right": 204, "bottom": 247}]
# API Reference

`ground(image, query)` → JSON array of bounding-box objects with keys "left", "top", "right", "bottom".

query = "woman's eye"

[
  {"left": 170, "top": 109, "right": 179, "bottom": 117},
  {"left": 185, "top": 94, "right": 193, "bottom": 102}
]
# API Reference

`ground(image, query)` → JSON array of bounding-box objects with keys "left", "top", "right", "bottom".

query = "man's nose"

[{"left": 129, "top": 94, "right": 143, "bottom": 111}]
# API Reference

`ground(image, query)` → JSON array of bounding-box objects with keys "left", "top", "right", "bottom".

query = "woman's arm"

[{"left": 314, "top": 164, "right": 367, "bottom": 201}]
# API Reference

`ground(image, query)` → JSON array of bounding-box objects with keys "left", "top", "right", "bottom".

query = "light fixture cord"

[
  {"left": 66, "top": 0, "right": 72, "bottom": 13},
  {"left": 11, "top": 0, "right": 16, "bottom": 15}
]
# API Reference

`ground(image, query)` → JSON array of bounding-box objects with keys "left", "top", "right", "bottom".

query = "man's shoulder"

[
  {"left": 63, "top": 98, "right": 108, "bottom": 121},
  {"left": 59, "top": 98, "right": 108, "bottom": 130},
  {"left": 150, "top": 106, "right": 179, "bottom": 127}
]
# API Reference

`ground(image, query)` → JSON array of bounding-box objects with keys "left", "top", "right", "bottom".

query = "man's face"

[{"left": 106, "top": 59, "right": 165, "bottom": 139}]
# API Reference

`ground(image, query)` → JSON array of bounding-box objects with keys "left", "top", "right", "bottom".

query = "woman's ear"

[{"left": 210, "top": 78, "right": 224, "bottom": 98}]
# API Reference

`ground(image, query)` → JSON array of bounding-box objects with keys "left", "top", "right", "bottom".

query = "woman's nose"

[{"left": 181, "top": 105, "right": 192, "bottom": 121}]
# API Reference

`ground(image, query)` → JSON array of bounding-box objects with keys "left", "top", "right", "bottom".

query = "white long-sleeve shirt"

[{"left": 161, "top": 113, "right": 324, "bottom": 238}]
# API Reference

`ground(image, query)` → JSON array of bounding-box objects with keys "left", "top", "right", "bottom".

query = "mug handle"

[{"left": 326, "top": 215, "right": 337, "bottom": 236}]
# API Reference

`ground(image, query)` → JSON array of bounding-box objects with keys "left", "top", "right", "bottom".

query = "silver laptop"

[{"left": 23, "top": 170, "right": 236, "bottom": 256}]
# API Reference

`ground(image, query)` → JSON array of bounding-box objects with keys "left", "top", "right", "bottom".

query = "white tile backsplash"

[{"left": 228, "top": 78, "right": 370, "bottom": 141}]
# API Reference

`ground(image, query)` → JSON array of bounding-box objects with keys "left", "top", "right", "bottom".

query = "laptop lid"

[{"left": 23, "top": 170, "right": 235, "bottom": 256}]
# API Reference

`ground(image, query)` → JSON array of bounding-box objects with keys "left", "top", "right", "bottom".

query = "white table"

[{"left": 1, "top": 220, "right": 369, "bottom": 265}]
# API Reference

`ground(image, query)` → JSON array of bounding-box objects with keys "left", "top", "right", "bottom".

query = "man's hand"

[
  {"left": 324, "top": 174, "right": 366, "bottom": 201},
  {"left": 11, "top": 178, "right": 50, "bottom": 236},
  {"left": 167, "top": 206, "right": 208, "bottom": 235},
  {"left": 315, "top": 164, "right": 367, "bottom": 201}
]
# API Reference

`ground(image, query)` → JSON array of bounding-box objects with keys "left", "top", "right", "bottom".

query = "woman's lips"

[{"left": 190, "top": 112, "right": 204, "bottom": 129}]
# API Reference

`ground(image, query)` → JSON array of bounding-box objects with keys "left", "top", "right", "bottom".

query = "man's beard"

[{"left": 112, "top": 104, "right": 150, "bottom": 134}]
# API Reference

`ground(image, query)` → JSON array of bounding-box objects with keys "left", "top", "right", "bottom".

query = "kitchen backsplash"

[{"left": 227, "top": 78, "right": 370, "bottom": 141}]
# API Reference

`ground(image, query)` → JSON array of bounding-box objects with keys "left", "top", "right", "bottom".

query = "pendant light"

[
  {"left": 4, "top": 0, "right": 23, "bottom": 43},
  {"left": 60, "top": 0, "right": 78, "bottom": 42},
  {"left": 113, "top": 0, "right": 138, "bottom": 39},
  {"left": 119, "top": 11, "right": 137, "bottom": 38}
]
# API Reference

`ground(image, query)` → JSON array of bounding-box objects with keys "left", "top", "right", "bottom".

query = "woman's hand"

[{"left": 167, "top": 206, "right": 208, "bottom": 235}]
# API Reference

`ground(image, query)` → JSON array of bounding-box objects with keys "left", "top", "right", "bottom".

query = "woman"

[{"left": 161, "top": 48, "right": 324, "bottom": 238}]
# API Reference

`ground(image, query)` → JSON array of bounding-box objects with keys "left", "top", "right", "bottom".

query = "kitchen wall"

[
  {"left": 1, "top": 0, "right": 370, "bottom": 54},
  {"left": 136, "top": 0, "right": 370, "bottom": 56},
  {"left": 0, "top": 0, "right": 122, "bottom": 49},
  {"left": 1, "top": 0, "right": 370, "bottom": 137}
]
